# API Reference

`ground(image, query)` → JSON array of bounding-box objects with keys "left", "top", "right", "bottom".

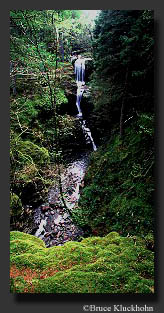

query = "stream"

[{"left": 34, "top": 56, "right": 97, "bottom": 247}]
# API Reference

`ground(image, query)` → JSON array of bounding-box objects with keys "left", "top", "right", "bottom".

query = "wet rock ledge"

[{"left": 33, "top": 204, "right": 84, "bottom": 247}]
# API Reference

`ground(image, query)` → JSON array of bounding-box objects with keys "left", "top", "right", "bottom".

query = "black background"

[{"left": 1, "top": 0, "right": 163, "bottom": 312}]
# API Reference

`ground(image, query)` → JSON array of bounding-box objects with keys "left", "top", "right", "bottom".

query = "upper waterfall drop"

[
  {"left": 74, "top": 55, "right": 85, "bottom": 84},
  {"left": 74, "top": 55, "right": 86, "bottom": 116},
  {"left": 73, "top": 54, "right": 97, "bottom": 152}
]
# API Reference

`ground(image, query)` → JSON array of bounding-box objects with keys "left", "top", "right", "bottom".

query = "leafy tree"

[{"left": 10, "top": 10, "right": 89, "bottom": 213}]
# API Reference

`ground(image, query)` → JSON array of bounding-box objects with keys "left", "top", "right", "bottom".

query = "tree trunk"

[
  {"left": 12, "top": 75, "right": 17, "bottom": 95},
  {"left": 59, "top": 32, "right": 64, "bottom": 62}
]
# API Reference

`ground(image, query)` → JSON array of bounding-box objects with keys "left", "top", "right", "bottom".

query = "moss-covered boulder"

[
  {"left": 10, "top": 231, "right": 154, "bottom": 293},
  {"left": 18, "top": 140, "right": 50, "bottom": 167},
  {"left": 10, "top": 193, "right": 23, "bottom": 217}
]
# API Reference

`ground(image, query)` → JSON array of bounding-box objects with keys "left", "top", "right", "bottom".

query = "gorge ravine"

[{"left": 33, "top": 57, "right": 97, "bottom": 247}]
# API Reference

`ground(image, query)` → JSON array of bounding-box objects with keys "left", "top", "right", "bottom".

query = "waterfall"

[
  {"left": 81, "top": 120, "right": 97, "bottom": 151},
  {"left": 74, "top": 56, "right": 97, "bottom": 152},
  {"left": 34, "top": 56, "right": 97, "bottom": 247},
  {"left": 35, "top": 217, "right": 48, "bottom": 238},
  {"left": 76, "top": 85, "right": 84, "bottom": 117},
  {"left": 75, "top": 57, "right": 85, "bottom": 84}
]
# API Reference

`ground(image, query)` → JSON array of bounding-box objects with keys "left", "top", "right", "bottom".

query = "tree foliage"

[
  {"left": 10, "top": 10, "right": 92, "bottom": 210},
  {"left": 74, "top": 10, "right": 155, "bottom": 237},
  {"left": 89, "top": 10, "right": 154, "bottom": 141}
]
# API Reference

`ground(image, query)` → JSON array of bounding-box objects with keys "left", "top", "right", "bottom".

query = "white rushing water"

[
  {"left": 47, "top": 154, "right": 89, "bottom": 210},
  {"left": 75, "top": 57, "right": 85, "bottom": 84},
  {"left": 35, "top": 217, "right": 48, "bottom": 238},
  {"left": 81, "top": 120, "right": 97, "bottom": 151},
  {"left": 75, "top": 56, "right": 97, "bottom": 151},
  {"left": 76, "top": 85, "right": 84, "bottom": 117},
  {"left": 61, "top": 156, "right": 88, "bottom": 209}
]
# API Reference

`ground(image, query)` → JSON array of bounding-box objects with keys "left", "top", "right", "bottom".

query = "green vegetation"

[
  {"left": 74, "top": 114, "right": 154, "bottom": 236},
  {"left": 72, "top": 10, "right": 154, "bottom": 238},
  {"left": 10, "top": 231, "right": 154, "bottom": 293},
  {"left": 10, "top": 10, "right": 92, "bottom": 209},
  {"left": 88, "top": 10, "right": 154, "bottom": 142},
  {"left": 10, "top": 193, "right": 23, "bottom": 218}
]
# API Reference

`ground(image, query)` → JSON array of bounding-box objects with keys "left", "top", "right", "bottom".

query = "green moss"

[
  {"left": 10, "top": 231, "right": 46, "bottom": 246},
  {"left": 75, "top": 119, "right": 154, "bottom": 237},
  {"left": 18, "top": 140, "right": 50, "bottom": 166},
  {"left": 10, "top": 231, "right": 154, "bottom": 294},
  {"left": 10, "top": 193, "right": 23, "bottom": 217},
  {"left": 10, "top": 277, "right": 29, "bottom": 293}
]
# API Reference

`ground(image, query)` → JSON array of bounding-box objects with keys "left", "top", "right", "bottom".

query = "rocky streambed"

[{"left": 33, "top": 153, "right": 89, "bottom": 247}]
